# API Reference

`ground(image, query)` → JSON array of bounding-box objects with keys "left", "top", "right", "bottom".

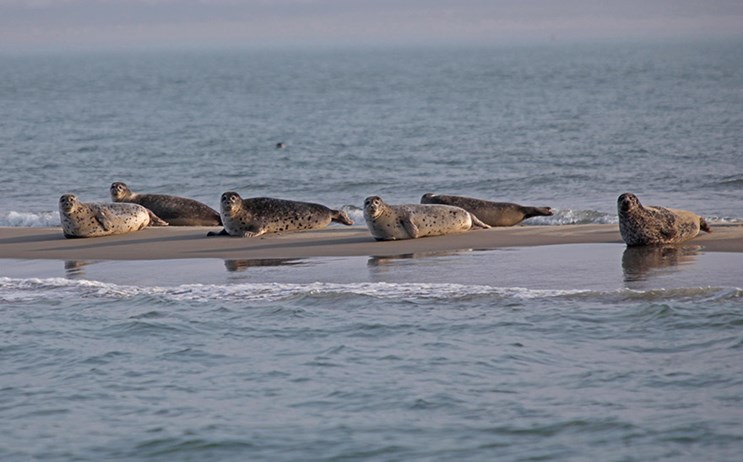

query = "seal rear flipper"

[
  {"left": 147, "top": 210, "right": 169, "bottom": 227},
  {"left": 470, "top": 215, "right": 491, "bottom": 229},
  {"left": 700, "top": 218, "right": 712, "bottom": 233},
  {"left": 332, "top": 209, "right": 354, "bottom": 226},
  {"left": 524, "top": 206, "right": 554, "bottom": 218},
  {"left": 207, "top": 228, "right": 230, "bottom": 237}
]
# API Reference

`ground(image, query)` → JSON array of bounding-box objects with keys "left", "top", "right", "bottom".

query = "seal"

[
  {"left": 208, "top": 192, "right": 354, "bottom": 237},
  {"left": 59, "top": 193, "right": 168, "bottom": 238},
  {"left": 110, "top": 182, "right": 222, "bottom": 226},
  {"left": 421, "top": 193, "right": 553, "bottom": 226},
  {"left": 363, "top": 195, "right": 490, "bottom": 241},
  {"left": 617, "top": 192, "right": 712, "bottom": 246}
]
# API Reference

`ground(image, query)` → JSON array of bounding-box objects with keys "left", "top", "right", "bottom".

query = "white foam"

[
  {"left": 525, "top": 208, "right": 618, "bottom": 225},
  {"left": 0, "top": 277, "right": 591, "bottom": 303},
  {"left": 3, "top": 277, "right": 740, "bottom": 304},
  {"left": 0, "top": 211, "right": 60, "bottom": 227}
]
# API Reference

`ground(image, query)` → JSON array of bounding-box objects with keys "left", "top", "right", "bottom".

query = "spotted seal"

[
  {"left": 59, "top": 193, "right": 168, "bottom": 238},
  {"left": 110, "top": 182, "right": 221, "bottom": 226},
  {"left": 421, "top": 193, "right": 553, "bottom": 226},
  {"left": 363, "top": 195, "right": 490, "bottom": 241},
  {"left": 208, "top": 192, "right": 354, "bottom": 237},
  {"left": 617, "top": 192, "right": 711, "bottom": 246}
]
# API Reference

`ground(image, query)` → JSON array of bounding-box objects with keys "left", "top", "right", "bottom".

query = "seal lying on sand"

[
  {"left": 364, "top": 195, "right": 490, "bottom": 241},
  {"left": 208, "top": 192, "right": 354, "bottom": 237},
  {"left": 421, "top": 193, "right": 553, "bottom": 226},
  {"left": 110, "top": 182, "right": 221, "bottom": 226},
  {"left": 617, "top": 192, "right": 711, "bottom": 246},
  {"left": 59, "top": 193, "right": 168, "bottom": 238}
]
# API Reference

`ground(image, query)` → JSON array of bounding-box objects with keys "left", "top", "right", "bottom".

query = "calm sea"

[{"left": 1, "top": 39, "right": 743, "bottom": 461}]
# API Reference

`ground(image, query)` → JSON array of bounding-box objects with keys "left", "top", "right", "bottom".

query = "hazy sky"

[{"left": 1, "top": 0, "right": 742, "bottom": 51}]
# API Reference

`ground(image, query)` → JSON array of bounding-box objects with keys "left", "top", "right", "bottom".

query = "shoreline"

[{"left": 1, "top": 224, "right": 741, "bottom": 261}]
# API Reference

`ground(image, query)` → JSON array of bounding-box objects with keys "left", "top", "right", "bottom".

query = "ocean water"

[{"left": 2, "top": 39, "right": 743, "bottom": 461}]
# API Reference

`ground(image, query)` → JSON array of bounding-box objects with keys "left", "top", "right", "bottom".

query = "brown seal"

[
  {"left": 363, "top": 195, "right": 490, "bottom": 241},
  {"left": 59, "top": 193, "right": 168, "bottom": 238},
  {"left": 208, "top": 192, "right": 354, "bottom": 237},
  {"left": 617, "top": 192, "right": 711, "bottom": 246},
  {"left": 420, "top": 193, "right": 553, "bottom": 226},
  {"left": 110, "top": 182, "right": 221, "bottom": 226}
]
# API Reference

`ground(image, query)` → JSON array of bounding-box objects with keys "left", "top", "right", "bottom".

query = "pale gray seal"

[
  {"left": 59, "top": 193, "right": 168, "bottom": 238},
  {"left": 110, "top": 182, "right": 221, "bottom": 226},
  {"left": 617, "top": 192, "right": 712, "bottom": 246},
  {"left": 363, "top": 195, "right": 490, "bottom": 241},
  {"left": 208, "top": 192, "right": 354, "bottom": 237},
  {"left": 421, "top": 193, "right": 553, "bottom": 226}
]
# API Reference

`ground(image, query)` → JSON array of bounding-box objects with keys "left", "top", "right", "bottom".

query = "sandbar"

[{"left": 0, "top": 224, "right": 741, "bottom": 261}]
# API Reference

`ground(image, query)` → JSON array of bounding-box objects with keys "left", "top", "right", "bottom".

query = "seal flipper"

[
  {"left": 470, "top": 214, "right": 491, "bottom": 229},
  {"left": 660, "top": 225, "right": 678, "bottom": 240},
  {"left": 207, "top": 228, "right": 230, "bottom": 237},
  {"left": 331, "top": 209, "right": 354, "bottom": 226},
  {"left": 401, "top": 215, "right": 419, "bottom": 238},
  {"left": 700, "top": 218, "right": 712, "bottom": 233},
  {"left": 523, "top": 206, "right": 554, "bottom": 218},
  {"left": 146, "top": 210, "right": 169, "bottom": 227},
  {"left": 95, "top": 209, "right": 114, "bottom": 231}
]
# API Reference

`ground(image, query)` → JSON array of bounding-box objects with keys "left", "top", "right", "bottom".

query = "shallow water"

[
  {"left": 1, "top": 40, "right": 742, "bottom": 227},
  {"left": 2, "top": 246, "right": 743, "bottom": 461}
]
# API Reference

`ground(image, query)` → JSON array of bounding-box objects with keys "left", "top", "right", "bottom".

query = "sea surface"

[{"left": 1, "top": 39, "right": 743, "bottom": 461}]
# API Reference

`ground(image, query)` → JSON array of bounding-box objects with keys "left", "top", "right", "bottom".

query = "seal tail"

[
  {"left": 525, "top": 206, "right": 554, "bottom": 218},
  {"left": 700, "top": 217, "right": 712, "bottom": 233},
  {"left": 332, "top": 210, "right": 354, "bottom": 226}
]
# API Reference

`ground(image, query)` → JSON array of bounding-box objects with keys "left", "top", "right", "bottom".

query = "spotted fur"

[
  {"left": 59, "top": 193, "right": 168, "bottom": 238},
  {"left": 363, "top": 195, "right": 490, "bottom": 241},
  {"left": 617, "top": 193, "right": 711, "bottom": 246},
  {"left": 110, "top": 182, "right": 221, "bottom": 226},
  {"left": 211, "top": 192, "right": 353, "bottom": 237}
]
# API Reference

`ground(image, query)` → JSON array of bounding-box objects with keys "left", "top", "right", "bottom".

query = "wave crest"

[
  {"left": 1, "top": 277, "right": 740, "bottom": 304},
  {"left": 1, "top": 211, "right": 60, "bottom": 227}
]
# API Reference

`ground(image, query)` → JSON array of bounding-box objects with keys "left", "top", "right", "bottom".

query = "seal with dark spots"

[
  {"left": 59, "top": 193, "right": 168, "bottom": 238},
  {"left": 421, "top": 193, "right": 553, "bottom": 226},
  {"left": 363, "top": 195, "right": 490, "bottom": 241},
  {"left": 110, "top": 182, "right": 221, "bottom": 226},
  {"left": 208, "top": 192, "right": 354, "bottom": 237},
  {"left": 617, "top": 192, "right": 711, "bottom": 246}
]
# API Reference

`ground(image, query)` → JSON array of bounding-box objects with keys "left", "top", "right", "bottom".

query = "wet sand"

[{"left": 0, "top": 224, "right": 741, "bottom": 261}]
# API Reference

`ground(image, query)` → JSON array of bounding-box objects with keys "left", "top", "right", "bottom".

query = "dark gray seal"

[
  {"left": 364, "top": 195, "right": 490, "bottom": 241},
  {"left": 59, "top": 193, "right": 168, "bottom": 238},
  {"left": 617, "top": 192, "right": 712, "bottom": 246},
  {"left": 110, "top": 182, "right": 221, "bottom": 226},
  {"left": 421, "top": 193, "right": 553, "bottom": 226},
  {"left": 208, "top": 192, "right": 354, "bottom": 237}
]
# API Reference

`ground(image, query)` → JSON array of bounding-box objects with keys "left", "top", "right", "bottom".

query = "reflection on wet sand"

[
  {"left": 622, "top": 245, "right": 700, "bottom": 283},
  {"left": 224, "top": 258, "right": 304, "bottom": 272},
  {"left": 367, "top": 250, "right": 471, "bottom": 267},
  {"left": 64, "top": 260, "right": 94, "bottom": 278}
]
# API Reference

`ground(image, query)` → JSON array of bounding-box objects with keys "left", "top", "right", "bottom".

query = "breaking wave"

[{"left": 1, "top": 277, "right": 740, "bottom": 305}]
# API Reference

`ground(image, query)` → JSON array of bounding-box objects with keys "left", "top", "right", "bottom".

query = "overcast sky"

[{"left": 1, "top": 0, "right": 742, "bottom": 51}]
